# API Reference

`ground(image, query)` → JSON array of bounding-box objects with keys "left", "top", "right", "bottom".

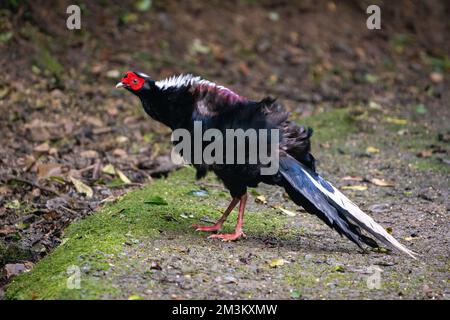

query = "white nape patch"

[{"left": 155, "top": 74, "right": 228, "bottom": 91}]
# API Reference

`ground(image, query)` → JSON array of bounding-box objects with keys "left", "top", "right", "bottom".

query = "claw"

[{"left": 208, "top": 231, "right": 246, "bottom": 241}]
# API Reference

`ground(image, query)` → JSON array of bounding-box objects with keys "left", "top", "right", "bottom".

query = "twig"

[{"left": 4, "top": 175, "right": 61, "bottom": 197}]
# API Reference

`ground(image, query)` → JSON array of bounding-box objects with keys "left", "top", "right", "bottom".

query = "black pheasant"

[{"left": 116, "top": 71, "right": 416, "bottom": 258}]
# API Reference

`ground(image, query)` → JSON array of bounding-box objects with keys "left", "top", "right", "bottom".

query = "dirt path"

[{"left": 5, "top": 110, "right": 449, "bottom": 299}]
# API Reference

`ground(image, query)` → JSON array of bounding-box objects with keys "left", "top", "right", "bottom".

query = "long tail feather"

[{"left": 279, "top": 155, "right": 417, "bottom": 259}]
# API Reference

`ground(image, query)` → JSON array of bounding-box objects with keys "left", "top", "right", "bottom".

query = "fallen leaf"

[
  {"left": 80, "top": 150, "right": 99, "bottom": 159},
  {"left": 342, "top": 185, "right": 367, "bottom": 191},
  {"left": 135, "top": 0, "right": 152, "bottom": 12},
  {"left": 384, "top": 117, "right": 408, "bottom": 125},
  {"left": 278, "top": 207, "right": 297, "bottom": 217},
  {"left": 145, "top": 196, "right": 168, "bottom": 205},
  {"left": 0, "top": 186, "right": 11, "bottom": 195},
  {"left": 341, "top": 176, "right": 364, "bottom": 182},
  {"left": 116, "top": 136, "right": 129, "bottom": 144},
  {"left": 3, "top": 263, "right": 33, "bottom": 279},
  {"left": 116, "top": 169, "right": 132, "bottom": 184},
  {"left": 128, "top": 295, "right": 144, "bottom": 300},
  {"left": 366, "top": 146, "right": 380, "bottom": 154},
  {"left": 255, "top": 195, "right": 267, "bottom": 204},
  {"left": 0, "top": 226, "right": 16, "bottom": 236},
  {"left": 290, "top": 290, "right": 301, "bottom": 299},
  {"left": 364, "top": 73, "right": 378, "bottom": 84},
  {"left": 417, "top": 150, "right": 433, "bottom": 158},
  {"left": 386, "top": 227, "right": 393, "bottom": 234},
  {"left": 70, "top": 176, "right": 93, "bottom": 198},
  {"left": 268, "top": 11, "right": 280, "bottom": 21},
  {"left": 269, "top": 258, "right": 287, "bottom": 268},
  {"left": 113, "top": 148, "right": 128, "bottom": 158},
  {"left": 102, "top": 164, "right": 116, "bottom": 175},
  {"left": 190, "top": 39, "right": 210, "bottom": 55},
  {"left": 106, "top": 70, "right": 120, "bottom": 79},
  {"left": 5, "top": 200, "right": 21, "bottom": 209},
  {"left": 334, "top": 265, "right": 346, "bottom": 273},
  {"left": 415, "top": 104, "right": 427, "bottom": 114},
  {"left": 429, "top": 72, "right": 443, "bottom": 83},
  {"left": 368, "top": 101, "right": 382, "bottom": 110},
  {"left": 85, "top": 116, "right": 104, "bottom": 127},
  {"left": 370, "top": 178, "right": 395, "bottom": 187},
  {"left": 37, "top": 163, "right": 62, "bottom": 180},
  {"left": 33, "top": 142, "right": 50, "bottom": 153},
  {"left": 404, "top": 236, "right": 419, "bottom": 241}
]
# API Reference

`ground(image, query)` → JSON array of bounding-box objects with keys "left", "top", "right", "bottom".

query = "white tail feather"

[{"left": 301, "top": 169, "right": 418, "bottom": 259}]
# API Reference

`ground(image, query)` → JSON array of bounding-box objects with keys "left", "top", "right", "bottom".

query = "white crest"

[{"left": 155, "top": 74, "right": 229, "bottom": 91}]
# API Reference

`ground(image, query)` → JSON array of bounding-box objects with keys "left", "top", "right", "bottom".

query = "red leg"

[
  {"left": 208, "top": 193, "right": 247, "bottom": 241},
  {"left": 192, "top": 197, "right": 239, "bottom": 232}
]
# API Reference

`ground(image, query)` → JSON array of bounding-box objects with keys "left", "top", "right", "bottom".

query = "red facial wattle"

[{"left": 120, "top": 71, "right": 145, "bottom": 91}]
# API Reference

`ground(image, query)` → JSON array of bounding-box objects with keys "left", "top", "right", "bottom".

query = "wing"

[{"left": 191, "top": 81, "right": 249, "bottom": 117}]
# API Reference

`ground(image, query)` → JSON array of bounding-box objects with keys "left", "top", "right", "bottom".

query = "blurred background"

[{"left": 0, "top": 0, "right": 449, "bottom": 285}]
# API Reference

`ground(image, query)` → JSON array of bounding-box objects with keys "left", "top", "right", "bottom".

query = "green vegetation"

[
  {"left": 300, "top": 108, "right": 356, "bottom": 144},
  {"left": 5, "top": 168, "right": 291, "bottom": 299}
]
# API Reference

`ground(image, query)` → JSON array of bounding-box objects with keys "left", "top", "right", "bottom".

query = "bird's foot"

[
  {"left": 207, "top": 231, "right": 246, "bottom": 241},
  {"left": 192, "top": 223, "right": 222, "bottom": 232}
]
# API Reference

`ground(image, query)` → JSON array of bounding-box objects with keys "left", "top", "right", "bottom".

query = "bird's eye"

[{"left": 132, "top": 79, "right": 138, "bottom": 84}]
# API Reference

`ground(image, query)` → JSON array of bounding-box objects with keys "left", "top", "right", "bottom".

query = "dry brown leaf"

[
  {"left": 255, "top": 195, "right": 267, "bottom": 204},
  {"left": 342, "top": 185, "right": 368, "bottom": 191},
  {"left": 278, "top": 207, "right": 297, "bottom": 217},
  {"left": 370, "top": 178, "right": 395, "bottom": 187},
  {"left": 85, "top": 116, "right": 104, "bottom": 127},
  {"left": 113, "top": 148, "right": 128, "bottom": 158},
  {"left": 429, "top": 72, "right": 443, "bottom": 83},
  {"left": 37, "top": 163, "right": 62, "bottom": 180},
  {"left": 417, "top": 150, "right": 433, "bottom": 158},
  {"left": 116, "top": 136, "right": 129, "bottom": 144},
  {"left": 80, "top": 150, "right": 99, "bottom": 159},
  {"left": 70, "top": 176, "right": 93, "bottom": 198},
  {"left": 341, "top": 176, "right": 364, "bottom": 182},
  {"left": 33, "top": 142, "right": 50, "bottom": 153},
  {"left": 0, "top": 226, "right": 16, "bottom": 236}
]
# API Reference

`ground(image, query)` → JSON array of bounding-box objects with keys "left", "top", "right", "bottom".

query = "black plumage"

[{"left": 116, "top": 71, "right": 416, "bottom": 258}]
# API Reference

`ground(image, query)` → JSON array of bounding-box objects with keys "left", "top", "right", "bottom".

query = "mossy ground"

[{"left": 5, "top": 109, "right": 449, "bottom": 300}]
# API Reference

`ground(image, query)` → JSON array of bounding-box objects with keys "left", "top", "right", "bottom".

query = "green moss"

[
  {"left": 5, "top": 168, "right": 290, "bottom": 299},
  {"left": 386, "top": 124, "right": 450, "bottom": 174},
  {"left": 299, "top": 108, "right": 356, "bottom": 144}
]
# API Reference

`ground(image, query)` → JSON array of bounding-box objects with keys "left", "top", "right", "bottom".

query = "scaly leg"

[
  {"left": 208, "top": 193, "right": 247, "bottom": 241},
  {"left": 192, "top": 197, "right": 239, "bottom": 232}
]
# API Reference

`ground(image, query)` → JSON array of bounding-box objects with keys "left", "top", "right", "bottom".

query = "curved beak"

[{"left": 115, "top": 82, "right": 125, "bottom": 88}]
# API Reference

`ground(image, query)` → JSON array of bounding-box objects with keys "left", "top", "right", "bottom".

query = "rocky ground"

[{"left": 0, "top": 0, "right": 449, "bottom": 299}]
